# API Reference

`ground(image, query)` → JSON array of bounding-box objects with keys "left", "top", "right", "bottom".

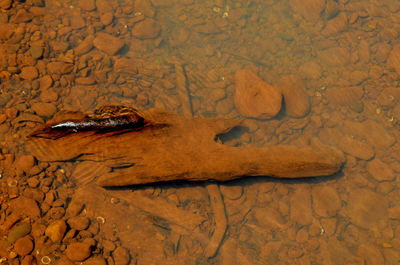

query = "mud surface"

[{"left": 1, "top": 0, "right": 400, "bottom": 264}]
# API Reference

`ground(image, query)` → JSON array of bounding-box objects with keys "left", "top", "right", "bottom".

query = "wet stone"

[
  {"left": 45, "top": 219, "right": 67, "bottom": 242},
  {"left": 8, "top": 222, "right": 31, "bottom": 243},
  {"left": 312, "top": 186, "right": 341, "bottom": 217},
  {"left": 9, "top": 196, "right": 40, "bottom": 218},
  {"left": 79, "top": 0, "right": 96, "bottom": 11},
  {"left": 65, "top": 242, "right": 92, "bottom": 262},
  {"left": 93, "top": 33, "right": 124, "bottom": 55},
  {"left": 366, "top": 159, "right": 395, "bottom": 182},
  {"left": 31, "top": 102, "right": 57, "bottom": 118},
  {"left": 131, "top": 18, "right": 161, "bottom": 39},
  {"left": 67, "top": 216, "right": 90, "bottom": 231},
  {"left": 20, "top": 66, "right": 38, "bottom": 80},
  {"left": 83, "top": 257, "right": 107, "bottom": 265},
  {"left": 29, "top": 45, "right": 43, "bottom": 59},
  {"left": 15, "top": 155, "right": 35, "bottom": 174},
  {"left": 112, "top": 247, "right": 130, "bottom": 265},
  {"left": 14, "top": 236, "right": 34, "bottom": 256}
]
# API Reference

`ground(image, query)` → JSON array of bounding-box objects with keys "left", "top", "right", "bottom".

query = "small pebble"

[
  {"left": 45, "top": 219, "right": 66, "bottom": 242},
  {"left": 65, "top": 242, "right": 92, "bottom": 261},
  {"left": 113, "top": 247, "right": 130, "bottom": 265},
  {"left": 14, "top": 236, "right": 34, "bottom": 256},
  {"left": 8, "top": 222, "right": 31, "bottom": 243}
]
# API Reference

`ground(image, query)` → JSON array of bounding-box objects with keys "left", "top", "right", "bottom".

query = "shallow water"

[{"left": 1, "top": 0, "right": 400, "bottom": 264}]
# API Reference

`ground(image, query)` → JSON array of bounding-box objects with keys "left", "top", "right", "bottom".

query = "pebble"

[
  {"left": 31, "top": 102, "right": 57, "bottom": 117},
  {"left": 93, "top": 33, "right": 124, "bottom": 55},
  {"left": 21, "top": 255, "right": 36, "bottom": 265},
  {"left": 75, "top": 35, "right": 95, "bottom": 56},
  {"left": 13, "top": 9, "right": 33, "bottom": 23},
  {"left": 388, "top": 206, "right": 400, "bottom": 219},
  {"left": 299, "top": 61, "right": 322, "bottom": 80},
  {"left": 14, "top": 236, "right": 34, "bottom": 256},
  {"left": 83, "top": 257, "right": 107, "bottom": 265},
  {"left": 46, "top": 61, "right": 73, "bottom": 75},
  {"left": 252, "top": 207, "right": 285, "bottom": 232},
  {"left": 29, "top": 45, "right": 43, "bottom": 59},
  {"left": 338, "top": 135, "right": 375, "bottom": 160},
  {"left": 347, "top": 188, "right": 387, "bottom": 232},
  {"left": 322, "top": 13, "right": 348, "bottom": 36},
  {"left": 7, "top": 222, "right": 31, "bottom": 243},
  {"left": 276, "top": 75, "right": 310, "bottom": 117},
  {"left": 40, "top": 89, "right": 58, "bottom": 102},
  {"left": 45, "top": 219, "right": 67, "bottom": 242},
  {"left": 79, "top": 0, "right": 96, "bottom": 11},
  {"left": 65, "top": 242, "right": 92, "bottom": 262},
  {"left": 9, "top": 196, "right": 41, "bottom": 218},
  {"left": 67, "top": 216, "right": 90, "bottom": 231},
  {"left": 366, "top": 159, "right": 395, "bottom": 182},
  {"left": 131, "top": 18, "right": 161, "bottom": 39},
  {"left": 325, "top": 86, "right": 363, "bottom": 106},
  {"left": 39, "top": 75, "right": 53, "bottom": 90},
  {"left": 100, "top": 12, "right": 113, "bottom": 26},
  {"left": 289, "top": 0, "right": 325, "bottom": 21},
  {"left": 112, "top": 247, "right": 130, "bottom": 265},
  {"left": 20, "top": 66, "right": 38, "bottom": 80},
  {"left": 234, "top": 69, "right": 282, "bottom": 119},
  {"left": 66, "top": 200, "right": 84, "bottom": 217},
  {"left": 387, "top": 44, "right": 400, "bottom": 76},
  {"left": 15, "top": 155, "right": 35, "bottom": 174},
  {"left": 290, "top": 186, "right": 312, "bottom": 226},
  {"left": 311, "top": 186, "right": 341, "bottom": 217},
  {"left": 0, "top": 0, "right": 12, "bottom": 9}
]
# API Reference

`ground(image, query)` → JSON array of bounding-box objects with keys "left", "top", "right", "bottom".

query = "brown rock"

[
  {"left": 131, "top": 18, "right": 161, "bottom": 39},
  {"left": 93, "top": 33, "right": 124, "bottom": 55},
  {"left": 31, "top": 102, "right": 57, "bottom": 117},
  {"left": 389, "top": 206, "right": 400, "bottom": 219},
  {"left": 13, "top": 9, "right": 33, "bottom": 23},
  {"left": 7, "top": 222, "right": 31, "bottom": 243},
  {"left": 96, "top": 0, "right": 113, "bottom": 13},
  {"left": 112, "top": 247, "right": 130, "bottom": 265},
  {"left": 100, "top": 12, "right": 113, "bottom": 26},
  {"left": 45, "top": 219, "right": 67, "bottom": 242},
  {"left": 14, "top": 236, "right": 34, "bottom": 256},
  {"left": 338, "top": 135, "right": 374, "bottom": 160},
  {"left": 388, "top": 44, "right": 400, "bottom": 76},
  {"left": 0, "top": 113, "right": 6, "bottom": 124},
  {"left": 322, "top": 13, "right": 348, "bottom": 36},
  {"left": 75, "top": 77, "right": 96, "bottom": 85},
  {"left": 75, "top": 35, "right": 95, "bottom": 56},
  {"left": 39, "top": 75, "right": 53, "bottom": 90},
  {"left": 347, "top": 188, "right": 387, "bottom": 232},
  {"left": 312, "top": 186, "right": 341, "bottom": 217},
  {"left": 40, "top": 89, "right": 58, "bottom": 102},
  {"left": 65, "top": 242, "right": 92, "bottom": 262},
  {"left": 134, "top": 0, "right": 155, "bottom": 17},
  {"left": 0, "top": 0, "right": 12, "bottom": 9},
  {"left": 342, "top": 120, "right": 395, "bottom": 149},
  {"left": 21, "top": 255, "right": 36, "bottom": 265},
  {"left": 276, "top": 75, "right": 310, "bottom": 117},
  {"left": 357, "top": 245, "right": 384, "bottom": 265},
  {"left": 290, "top": 186, "right": 312, "bottom": 226},
  {"left": 46, "top": 61, "right": 73, "bottom": 75},
  {"left": 67, "top": 216, "right": 90, "bottom": 231},
  {"left": 20, "top": 66, "right": 38, "bottom": 80},
  {"left": 299, "top": 61, "right": 322, "bottom": 80},
  {"left": 234, "top": 69, "right": 282, "bottom": 119},
  {"left": 325, "top": 86, "right": 363, "bottom": 106},
  {"left": 79, "top": 0, "right": 96, "bottom": 11},
  {"left": 15, "top": 155, "right": 35, "bottom": 174},
  {"left": 9, "top": 197, "right": 40, "bottom": 218},
  {"left": 366, "top": 159, "right": 395, "bottom": 182},
  {"left": 289, "top": 0, "right": 325, "bottom": 21},
  {"left": 66, "top": 200, "right": 84, "bottom": 217},
  {"left": 253, "top": 207, "right": 285, "bottom": 232},
  {"left": 83, "top": 257, "right": 107, "bottom": 265},
  {"left": 318, "top": 47, "right": 349, "bottom": 66}
]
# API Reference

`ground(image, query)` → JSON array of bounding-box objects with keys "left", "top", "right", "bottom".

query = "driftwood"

[{"left": 26, "top": 107, "right": 345, "bottom": 187}]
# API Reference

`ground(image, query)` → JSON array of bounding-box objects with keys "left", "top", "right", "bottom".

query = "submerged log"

[{"left": 26, "top": 106, "right": 345, "bottom": 187}]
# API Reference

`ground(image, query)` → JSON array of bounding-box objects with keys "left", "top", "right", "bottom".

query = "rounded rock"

[
  {"left": 20, "top": 66, "right": 38, "bottom": 80},
  {"left": 14, "top": 236, "right": 34, "bottom": 256},
  {"left": 65, "top": 242, "right": 92, "bottom": 262},
  {"left": 45, "top": 219, "right": 67, "bottom": 242}
]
